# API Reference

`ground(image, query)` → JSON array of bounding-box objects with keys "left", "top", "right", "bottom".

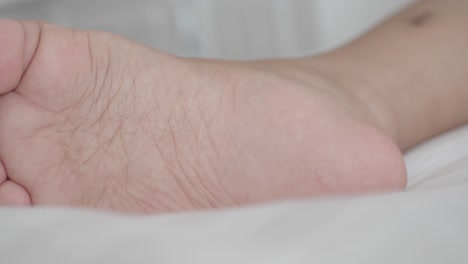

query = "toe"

[
  {"left": 0, "top": 18, "right": 41, "bottom": 95},
  {"left": 0, "top": 160, "right": 6, "bottom": 183},
  {"left": 0, "top": 180, "right": 32, "bottom": 206}
]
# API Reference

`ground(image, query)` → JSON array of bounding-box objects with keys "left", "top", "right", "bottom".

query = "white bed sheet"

[{"left": 1, "top": 125, "right": 467, "bottom": 264}]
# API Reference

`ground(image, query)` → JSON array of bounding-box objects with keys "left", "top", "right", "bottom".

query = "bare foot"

[{"left": 0, "top": 19, "right": 406, "bottom": 213}]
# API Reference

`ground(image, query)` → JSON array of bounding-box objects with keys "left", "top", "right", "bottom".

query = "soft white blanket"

[{"left": 1, "top": 125, "right": 467, "bottom": 264}]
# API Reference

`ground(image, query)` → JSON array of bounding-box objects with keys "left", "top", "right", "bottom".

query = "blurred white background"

[{"left": 0, "top": 0, "right": 415, "bottom": 59}]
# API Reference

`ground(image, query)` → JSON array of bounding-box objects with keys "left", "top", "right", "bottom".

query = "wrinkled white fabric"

[{"left": 406, "top": 125, "right": 468, "bottom": 190}]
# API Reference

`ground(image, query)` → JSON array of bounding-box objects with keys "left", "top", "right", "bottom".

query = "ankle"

[{"left": 282, "top": 56, "right": 401, "bottom": 148}]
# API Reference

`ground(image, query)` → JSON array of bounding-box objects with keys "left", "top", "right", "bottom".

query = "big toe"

[
  {"left": 0, "top": 18, "right": 41, "bottom": 95},
  {"left": 0, "top": 180, "right": 31, "bottom": 206}
]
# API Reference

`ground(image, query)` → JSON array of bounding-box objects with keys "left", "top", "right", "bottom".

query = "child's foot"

[{"left": 0, "top": 19, "right": 406, "bottom": 213}]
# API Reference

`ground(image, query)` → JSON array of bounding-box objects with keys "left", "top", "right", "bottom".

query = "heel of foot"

[{"left": 350, "top": 124, "right": 408, "bottom": 192}]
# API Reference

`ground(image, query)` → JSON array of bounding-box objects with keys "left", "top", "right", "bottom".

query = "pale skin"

[{"left": 0, "top": 0, "right": 465, "bottom": 214}]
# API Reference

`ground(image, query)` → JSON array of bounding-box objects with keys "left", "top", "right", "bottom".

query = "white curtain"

[{"left": 0, "top": 0, "right": 414, "bottom": 59}]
